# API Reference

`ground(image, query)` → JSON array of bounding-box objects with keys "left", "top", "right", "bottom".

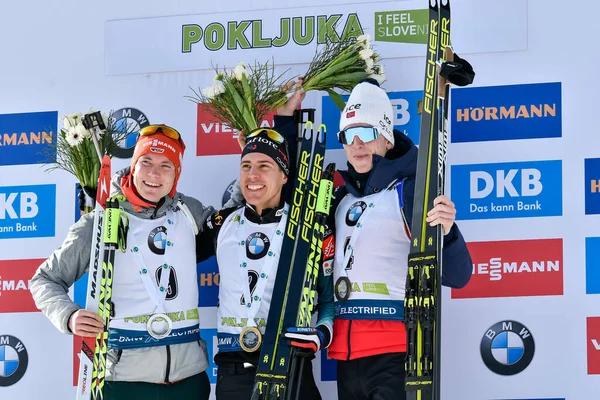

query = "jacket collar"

[{"left": 243, "top": 199, "right": 286, "bottom": 224}]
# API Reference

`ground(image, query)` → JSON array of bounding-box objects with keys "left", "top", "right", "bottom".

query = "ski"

[
  {"left": 296, "top": 160, "right": 335, "bottom": 330},
  {"left": 251, "top": 112, "right": 327, "bottom": 400},
  {"left": 271, "top": 123, "right": 326, "bottom": 400},
  {"left": 404, "top": 1, "right": 449, "bottom": 400},
  {"left": 286, "top": 160, "right": 335, "bottom": 400},
  {"left": 437, "top": 2, "right": 452, "bottom": 199},
  {"left": 91, "top": 196, "right": 127, "bottom": 400},
  {"left": 76, "top": 155, "right": 111, "bottom": 400}
]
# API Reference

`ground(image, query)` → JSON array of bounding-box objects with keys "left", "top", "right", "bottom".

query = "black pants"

[
  {"left": 337, "top": 353, "right": 406, "bottom": 400},
  {"left": 216, "top": 358, "right": 322, "bottom": 400},
  {"left": 104, "top": 371, "right": 210, "bottom": 400}
]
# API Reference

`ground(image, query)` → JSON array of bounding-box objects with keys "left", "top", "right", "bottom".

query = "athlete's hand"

[
  {"left": 283, "top": 327, "right": 324, "bottom": 353},
  {"left": 277, "top": 78, "right": 306, "bottom": 116},
  {"left": 69, "top": 309, "right": 104, "bottom": 337},
  {"left": 426, "top": 195, "right": 456, "bottom": 235}
]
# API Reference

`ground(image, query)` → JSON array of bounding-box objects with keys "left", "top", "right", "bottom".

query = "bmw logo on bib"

[
  {"left": 345, "top": 201, "right": 367, "bottom": 227},
  {"left": 246, "top": 232, "right": 270, "bottom": 260},
  {"left": 148, "top": 226, "right": 168, "bottom": 255}
]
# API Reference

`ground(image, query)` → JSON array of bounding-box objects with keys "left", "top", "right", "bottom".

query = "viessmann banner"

[{"left": 104, "top": 0, "right": 527, "bottom": 75}]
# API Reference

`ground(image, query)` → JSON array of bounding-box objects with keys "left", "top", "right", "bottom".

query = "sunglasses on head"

[
  {"left": 246, "top": 128, "right": 286, "bottom": 144},
  {"left": 139, "top": 125, "right": 181, "bottom": 141},
  {"left": 337, "top": 126, "right": 380, "bottom": 145}
]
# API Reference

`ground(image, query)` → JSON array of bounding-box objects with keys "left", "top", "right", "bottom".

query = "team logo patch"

[
  {"left": 322, "top": 260, "right": 333, "bottom": 276},
  {"left": 323, "top": 236, "right": 335, "bottom": 259},
  {"left": 480, "top": 320, "right": 535, "bottom": 376},
  {"left": 246, "top": 232, "right": 270, "bottom": 260},
  {"left": 345, "top": 201, "right": 367, "bottom": 227},
  {"left": 148, "top": 226, "right": 168, "bottom": 255},
  {"left": 0, "top": 335, "right": 28, "bottom": 387},
  {"left": 213, "top": 211, "right": 224, "bottom": 226}
]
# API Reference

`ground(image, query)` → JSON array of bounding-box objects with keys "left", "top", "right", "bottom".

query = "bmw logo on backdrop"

[
  {"left": 110, "top": 107, "right": 150, "bottom": 159},
  {"left": 480, "top": 320, "right": 535, "bottom": 376},
  {"left": 0, "top": 335, "right": 28, "bottom": 387}
]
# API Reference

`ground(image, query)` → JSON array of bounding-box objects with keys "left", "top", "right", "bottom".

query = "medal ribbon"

[
  {"left": 337, "top": 181, "right": 397, "bottom": 278},
  {"left": 128, "top": 210, "right": 176, "bottom": 314},
  {"left": 237, "top": 205, "right": 289, "bottom": 327}
]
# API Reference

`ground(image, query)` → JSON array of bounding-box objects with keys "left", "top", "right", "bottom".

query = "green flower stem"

[
  {"left": 224, "top": 79, "right": 257, "bottom": 132},
  {"left": 241, "top": 73, "right": 254, "bottom": 113},
  {"left": 317, "top": 71, "right": 370, "bottom": 86},
  {"left": 305, "top": 50, "right": 358, "bottom": 85},
  {"left": 304, "top": 55, "right": 361, "bottom": 91},
  {"left": 326, "top": 89, "right": 347, "bottom": 111}
]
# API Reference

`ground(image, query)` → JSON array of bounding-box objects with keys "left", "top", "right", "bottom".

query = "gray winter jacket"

[{"left": 30, "top": 169, "right": 242, "bottom": 383}]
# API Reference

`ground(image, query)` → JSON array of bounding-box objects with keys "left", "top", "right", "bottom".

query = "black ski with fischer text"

[
  {"left": 404, "top": 1, "right": 451, "bottom": 400},
  {"left": 251, "top": 110, "right": 331, "bottom": 400}
]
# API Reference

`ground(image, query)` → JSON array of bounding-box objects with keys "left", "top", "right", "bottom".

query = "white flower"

[
  {"left": 202, "top": 85, "right": 216, "bottom": 99},
  {"left": 233, "top": 64, "right": 249, "bottom": 81},
  {"left": 202, "top": 81, "right": 226, "bottom": 99},
  {"left": 237, "top": 61, "right": 248, "bottom": 68},
  {"left": 63, "top": 112, "right": 82, "bottom": 130},
  {"left": 369, "top": 63, "right": 385, "bottom": 83},
  {"left": 356, "top": 34, "right": 371, "bottom": 50},
  {"left": 370, "top": 65, "right": 386, "bottom": 84},
  {"left": 71, "top": 112, "right": 82, "bottom": 122},
  {"left": 76, "top": 122, "right": 91, "bottom": 139},
  {"left": 364, "top": 57, "right": 374, "bottom": 71},
  {"left": 359, "top": 48, "right": 374, "bottom": 61},
  {"left": 63, "top": 117, "right": 74, "bottom": 130},
  {"left": 213, "top": 81, "right": 226, "bottom": 96},
  {"left": 66, "top": 126, "right": 84, "bottom": 146},
  {"left": 214, "top": 71, "right": 226, "bottom": 81},
  {"left": 356, "top": 34, "right": 371, "bottom": 45}
]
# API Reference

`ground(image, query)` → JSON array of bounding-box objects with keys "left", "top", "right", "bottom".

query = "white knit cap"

[{"left": 339, "top": 80, "right": 394, "bottom": 145}]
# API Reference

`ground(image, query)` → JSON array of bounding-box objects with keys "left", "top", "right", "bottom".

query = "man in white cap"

[{"left": 325, "top": 79, "right": 472, "bottom": 399}]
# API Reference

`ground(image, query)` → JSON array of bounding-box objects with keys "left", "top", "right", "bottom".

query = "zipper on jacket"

[
  {"left": 346, "top": 320, "right": 352, "bottom": 361},
  {"left": 164, "top": 345, "right": 171, "bottom": 383}
]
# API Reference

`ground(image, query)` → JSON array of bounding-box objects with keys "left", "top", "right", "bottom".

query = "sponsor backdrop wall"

[{"left": 0, "top": 0, "right": 597, "bottom": 399}]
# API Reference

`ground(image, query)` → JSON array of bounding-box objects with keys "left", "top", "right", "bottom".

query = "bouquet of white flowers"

[
  {"left": 188, "top": 61, "right": 292, "bottom": 136},
  {"left": 44, "top": 110, "right": 130, "bottom": 213},
  {"left": 301, "top": 33, "right": 385, "bottom": 110},
  {"left": 187, "top": 33, "right": 384, "bottom": 136}
]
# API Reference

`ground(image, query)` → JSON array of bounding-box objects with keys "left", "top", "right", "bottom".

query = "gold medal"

[
  {"left": 335, "top": 277, "right": 351, "bottom": 301},
  {"left": 239, "top": 326, "right": 263, "bottom": 352}
]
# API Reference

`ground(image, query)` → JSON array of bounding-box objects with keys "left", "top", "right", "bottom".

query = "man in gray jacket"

[{"left": 30, "top": 125, "right": 234, "bottom": 399}]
